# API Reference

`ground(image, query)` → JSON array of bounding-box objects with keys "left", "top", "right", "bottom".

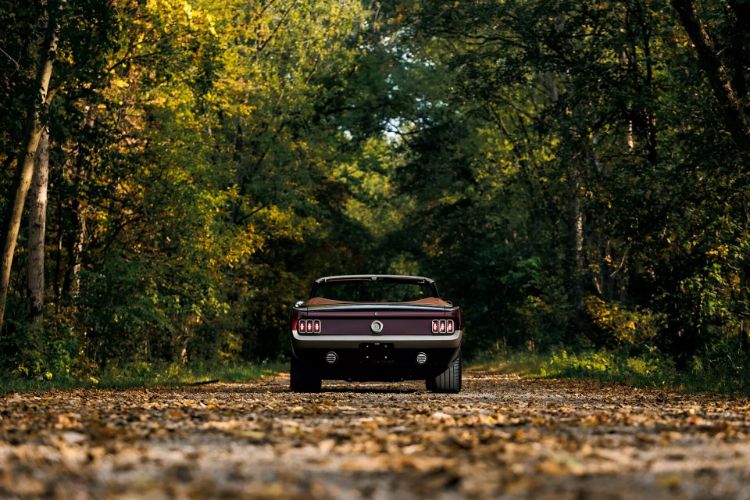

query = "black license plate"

[{"left": 359, "top": 343, "right": 395, "bottom": 362}]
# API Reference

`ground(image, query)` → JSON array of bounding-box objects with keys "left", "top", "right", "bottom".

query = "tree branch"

[
  {"left": 0, "top": 46, "right": 20, "bottom": 70},
  {"left": 671, "top": 0, "right": 750, "bottom": 153}
]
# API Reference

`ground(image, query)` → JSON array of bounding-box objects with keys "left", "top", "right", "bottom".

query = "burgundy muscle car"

[{"left": 289, "top": 275, "right": 463, "bottom": 393}]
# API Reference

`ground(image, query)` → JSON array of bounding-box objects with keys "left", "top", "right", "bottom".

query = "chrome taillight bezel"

[
  {"left": 297, "top": 319, "right": 321, "bottom": 335},
  {"left": 431, "top": 319, "right": 454, "bottom": 335}
]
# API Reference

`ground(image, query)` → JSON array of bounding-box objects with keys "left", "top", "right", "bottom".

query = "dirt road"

[{"left": 1, "top": 370, "right": 750, "bottom": 498}]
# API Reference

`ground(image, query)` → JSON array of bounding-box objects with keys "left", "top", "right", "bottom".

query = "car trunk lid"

[{"left": 301, "top": 303, "right": 454, "bottom": 337}]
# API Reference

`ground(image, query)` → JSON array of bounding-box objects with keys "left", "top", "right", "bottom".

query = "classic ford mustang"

[{"left": 289, "top": 274, "right": 463, "bottom": 393}]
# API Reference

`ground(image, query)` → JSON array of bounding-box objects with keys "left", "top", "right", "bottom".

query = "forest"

[{"left": 1, "top": 0, "right": 749, "bottom": 388}]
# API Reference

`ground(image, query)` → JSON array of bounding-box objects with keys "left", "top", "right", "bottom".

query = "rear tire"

[
  {"left": 427, "top": 351, "right": 462, "bottom": 393},
  {"left": 290, "top": 357, "right": 322, "bottom": 392}
]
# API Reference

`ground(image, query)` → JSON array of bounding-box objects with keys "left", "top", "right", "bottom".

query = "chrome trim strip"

[
  {"left": 315, "top": 274, "right": 435, "bottom": 283},
  {"left": 291, "top": 330, "right": 463, "bottom": 349}
]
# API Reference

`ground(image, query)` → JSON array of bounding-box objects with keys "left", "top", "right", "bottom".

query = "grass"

[
  {"left": 0, "top": 360, "right": 285, "bottom": 394},
  {"left": 469, "top": 350, "right": 548, "bottom": 377},
  {"left": 469, "top": 348, "right": 750, "bottom": 395},
  {"left": 5, "top": 349, "right": 748, "bottom": 396}
]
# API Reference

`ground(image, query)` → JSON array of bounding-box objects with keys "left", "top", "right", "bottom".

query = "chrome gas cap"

[{"left": 370, "top": 320, "right": 384, "bottom": 334}]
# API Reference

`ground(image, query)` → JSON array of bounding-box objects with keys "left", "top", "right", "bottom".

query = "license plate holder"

[{"left": 359, "top": 342, "right": 395, "bottom": 363}]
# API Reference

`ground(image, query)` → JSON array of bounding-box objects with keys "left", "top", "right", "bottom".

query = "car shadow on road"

[
  {"left": 204, "top": 382, "right": 423, "bottom": 395},
  {"left": 318, "top": 386, "right": 423, "bottom": 394}
]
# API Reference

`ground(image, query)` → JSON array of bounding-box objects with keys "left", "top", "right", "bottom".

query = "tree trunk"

[
  {"left": 640, "top": 4, "right": 657, "bottom": 165},
  {"left": 624, "top": 0, "right": 658, "bottom": 163},
  {"left": 28, "top": 129, "right": 49, "bottom": 329},
  {"left": 571, "top": 172, "right": 585, "bottom": 310},
  {"left": 53, "top": 186, "right": 64, "bottom": 312},
  {"left": 540, "top": 55, "right": 587, "bottom": 311},
  {"left": 0, "top": 2, "right": 59, "bottom": 332},
  {"left": 727, "top": 0, "right": 749, "bottom": 101},
  {"left": 62, "top": 200, "right": 86, "bottom": 299},
  {"left": 671, "top": 0, "right": 750, "bottom": 153}
]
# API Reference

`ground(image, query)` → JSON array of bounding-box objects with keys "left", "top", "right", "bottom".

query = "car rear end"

[{"left": 290, "top": 303, "right": 463, "bottom": 382}]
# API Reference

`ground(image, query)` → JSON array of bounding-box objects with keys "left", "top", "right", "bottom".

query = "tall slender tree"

[
  {"left": 28, "top": 129, "right": 49, "bottom": 330},
  {"left": 0, "top": 0, "right": 59, "bottom": 332}
]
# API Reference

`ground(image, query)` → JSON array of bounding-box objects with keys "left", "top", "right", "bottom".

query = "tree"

[
  {"left": 0, "top": 0, "right": 59, "bottom": 332},
  {"left": 671, "top": 0, "right": 750, "bottom": 153},
  {"left": 28, "top": 128, "right": 49, "bottom": 330}
]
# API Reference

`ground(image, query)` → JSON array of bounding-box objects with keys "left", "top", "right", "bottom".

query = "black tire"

[
  {"left": 427, "top": 351, "right": 462, "bottom": 393},
  {"left": 290, "top": 357, "right": 322, "bottom": 392}
]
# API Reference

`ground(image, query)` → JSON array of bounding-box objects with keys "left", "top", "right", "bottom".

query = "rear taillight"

[
  {"left": 297, "top": 319, "right": 321, "bottom": 334},
  {"left": 430, "top": 319, "right": 454, "bottom": 334}
]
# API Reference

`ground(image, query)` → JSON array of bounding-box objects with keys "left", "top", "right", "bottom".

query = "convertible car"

[{"left": 289, "top": 274, "right": 463, "bottom": 393}]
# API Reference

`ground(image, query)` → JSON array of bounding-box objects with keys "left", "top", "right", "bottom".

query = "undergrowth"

[
  {"left": 0, "top": 360, "right": 284, "bottom": 394},
  {"left": 470, "top": 348, "right": 750, "bottom": 395}
]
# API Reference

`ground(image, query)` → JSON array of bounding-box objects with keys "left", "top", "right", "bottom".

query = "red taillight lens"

[
  {"left": 298, "top": 319, "right": 321, "bottom": 334},
  {"left": 431, "top": 319, "right": 456, "bottom": 334}
]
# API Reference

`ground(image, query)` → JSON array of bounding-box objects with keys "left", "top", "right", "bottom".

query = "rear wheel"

[
  {"left": 290, "top": 357, "right": 322, "bottom": 392},
  {"left": 427, "top": 351, "right": 462, "bottom": 393}
]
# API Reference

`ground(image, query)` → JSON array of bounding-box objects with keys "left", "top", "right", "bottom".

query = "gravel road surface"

[{"left": 2, "top": 370, "right": 750, "bottom": 498}]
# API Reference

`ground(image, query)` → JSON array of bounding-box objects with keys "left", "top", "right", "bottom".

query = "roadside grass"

[
  {"left": 468, "top": 350, "right": 548, "bottom": 377},
  {"left": 469, "top": 349, "right": 750, "bottom": 395},
  {"left": 0, "top": 360, "right": 285, "bottom": 394}
]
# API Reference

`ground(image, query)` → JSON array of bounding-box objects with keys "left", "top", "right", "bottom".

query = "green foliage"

[
  {"left": 473, "top": 343, "right": 750, "bottom": 394},
  {"left": 1, "top": 0, "right": 750, "bottom": 391},
  {"left": 0, "top": 360, "right": 280, "bottom": 394},
  {"left": 539, "top": 350, "right": 667, "bottom": 383},
  {"left": 584, "top": 295, "right": 665, "bottom": 348},
  {"left": 377, "top": 0, "right": 750, "bottom": 374},
  {"left": 4, "top": 318, "right": 91, "bottom": 382}
]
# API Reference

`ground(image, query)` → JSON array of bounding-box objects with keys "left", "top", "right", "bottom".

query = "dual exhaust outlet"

[{"left": 324, "top": 351, "right": 428, "bottom": 365}]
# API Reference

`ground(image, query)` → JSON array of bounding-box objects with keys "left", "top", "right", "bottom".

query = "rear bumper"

[
  {"left": 290, "top": 330, "right": 462, "bottom": 381},
  {"left": 291, "top": 330, "right": 462, "bottom": 350}
]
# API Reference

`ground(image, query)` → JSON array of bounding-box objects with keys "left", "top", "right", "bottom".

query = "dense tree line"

[{"left": 0, "top": 0, "right": 748, "bottom": 382}]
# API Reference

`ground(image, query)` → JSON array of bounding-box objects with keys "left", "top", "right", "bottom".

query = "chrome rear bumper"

[{"left": 291, "top": 330, "right": 462, "bottom": 350}]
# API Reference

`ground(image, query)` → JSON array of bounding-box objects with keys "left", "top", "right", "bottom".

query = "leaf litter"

[{"left": 1, "top": 372, "right": 750, "bottom": 498}]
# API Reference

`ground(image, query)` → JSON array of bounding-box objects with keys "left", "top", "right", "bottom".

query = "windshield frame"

[{"left": 309, "top": 275, "right": 440, "bottom": 302}]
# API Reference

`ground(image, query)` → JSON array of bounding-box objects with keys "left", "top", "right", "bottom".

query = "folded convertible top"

[{"left": 303, "top": 296, "right": 452, "bottom": 307}]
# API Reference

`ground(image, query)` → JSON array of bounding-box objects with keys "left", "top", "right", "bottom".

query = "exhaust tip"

[
  {"left": 416, "top": 352, "right": 427, "bottom": 365},
  {"left": 325, "top": 351, "right": 338, "bottom": 364}
]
